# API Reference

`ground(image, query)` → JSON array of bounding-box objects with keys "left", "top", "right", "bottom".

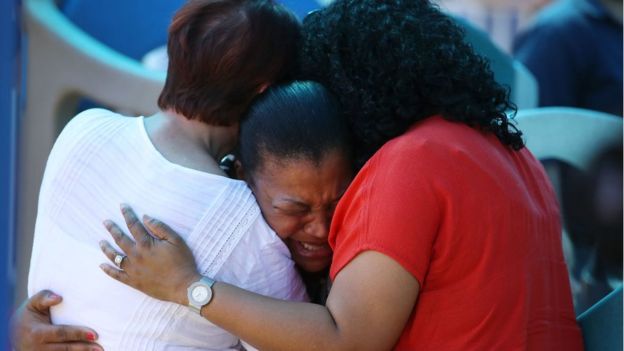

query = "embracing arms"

[
  {"left": 99, "top": 206, "right": 420, "bottom": 351},
  {"left": 10, "top": 291, "right": 102, "bottom": 351}
]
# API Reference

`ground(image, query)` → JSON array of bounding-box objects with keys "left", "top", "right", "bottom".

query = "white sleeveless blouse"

[{"left": 28, "top": 109, "right": 307, "bottom": 350}]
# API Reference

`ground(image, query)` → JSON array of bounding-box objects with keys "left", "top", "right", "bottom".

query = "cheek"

[{"left": 263, "top": 213, "right": 305, "bottom": 240}]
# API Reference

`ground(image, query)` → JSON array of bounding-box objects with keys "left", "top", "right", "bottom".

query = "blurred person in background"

[
  {"left": 436, "top": 0, "right": 552, "bottom": 52},
  {"left": 513, "top": 0, "right": 623, "bottom": 116},
  {"left": 557, "top": 146, "right": 623, "bottom": 313}
]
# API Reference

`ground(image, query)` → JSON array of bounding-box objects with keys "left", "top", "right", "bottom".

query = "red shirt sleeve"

[{"left": 329, "top": 138, "right": 443, "bottom": 285}]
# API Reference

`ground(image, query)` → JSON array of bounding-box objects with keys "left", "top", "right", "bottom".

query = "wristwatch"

[{"left": 187, "top": 276, "right": 215, "bottom": 313}]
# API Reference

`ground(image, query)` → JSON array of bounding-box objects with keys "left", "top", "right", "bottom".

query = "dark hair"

[
  {"left": 299, "top": 0, "right": 523, "bottom": 166},
  {"left": 158, "top": 0, "right": 301, "bottom": 126},
  {"left": 239, "top": 81, "right": 353, "bottom": 176}
]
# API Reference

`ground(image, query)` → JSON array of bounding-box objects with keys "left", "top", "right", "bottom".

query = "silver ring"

[{"left": 114, "top": 254, "right": 127, "bottom": 269}]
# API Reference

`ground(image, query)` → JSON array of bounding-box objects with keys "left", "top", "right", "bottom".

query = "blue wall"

[{"left": 0, "top": 0, "right": 20, "bottom": 347}]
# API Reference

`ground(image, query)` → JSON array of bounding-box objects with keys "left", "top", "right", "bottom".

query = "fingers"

[
  {"left": 99, "top": 263, "right": 130, "bottom": 285},
  {"left": 12, "top": 295, "right": 102, "bottom": 351},
  {"left": 43, "top": 342, "right": 103, "bottom": 351},
  {"left": 27, "top": 290, "right": 63, "bottom": 313},
  {"left": 36, "top": 324, "right": 99, "bottom": 345},
  {"left": 143, "top": 215, "right": 183, "bottom": 245},
  {"left": 121, "top": 204, "right": 153, "bottom": 247},
  {"left": 103, "top": 219, "right": 135, "bottom": 254},
  {"left": 99, "top": 240, "right": 129, "bottom": 270}
]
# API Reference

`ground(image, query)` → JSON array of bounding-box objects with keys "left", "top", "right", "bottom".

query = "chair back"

[
  {"left": 577, "top": 286, "right": 623, "bottom": 351},
  {"left": 514, "top": 107, "right": 622, "bottom": 171},
  {"left": 16, "top": 0, "right": 166, "bottom": 304},
  {"left": 512, "top": 61, "right": 539, "bottom": 110}
]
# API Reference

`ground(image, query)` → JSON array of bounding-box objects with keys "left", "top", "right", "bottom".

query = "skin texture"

[
  {"left": 248, "top": 150, "right": 353, "bottom": 272},
  {"left": 145, "top": 111, "right": 240, "bottom": 175},
  {"left": 99, "top": 207, "right": 420, "bottom": 351}
]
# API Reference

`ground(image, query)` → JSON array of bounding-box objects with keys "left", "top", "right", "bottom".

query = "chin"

[{"left": 297, "top": 260, "right": 331, "bottom": 274}]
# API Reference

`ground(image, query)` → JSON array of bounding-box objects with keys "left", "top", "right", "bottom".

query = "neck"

[{"left": 144, "top": 110, "right": 239, "bottom": 174}]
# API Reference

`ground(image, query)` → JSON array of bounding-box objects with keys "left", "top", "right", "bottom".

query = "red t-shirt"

[{"left": 329, "top": 116, "right": 583, "bottom": 350}]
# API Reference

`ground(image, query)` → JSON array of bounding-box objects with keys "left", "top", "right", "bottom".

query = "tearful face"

[{"left": 249, "top": 150, "right": 353, "bottom": 272}]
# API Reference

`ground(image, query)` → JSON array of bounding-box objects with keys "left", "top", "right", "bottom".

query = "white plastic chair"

[
  {"left": 16, "top": 0, "right": 166, "bottom": 302},
  {"left": 513, "top": 107, "right": 622, "bottom": 222},
  {"left": 513, "top": 107, "right": 622, "bottom": 172}
]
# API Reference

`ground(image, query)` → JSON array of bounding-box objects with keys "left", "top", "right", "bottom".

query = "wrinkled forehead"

[
  {"left": 248, "top": 148, "right": 352, "bottom": 194},
  {"left": 252, "top": 147, "right": 349, "bottom": 178},
  {"left": 250, "top": 153, "right": 320, "bottom": 183}
]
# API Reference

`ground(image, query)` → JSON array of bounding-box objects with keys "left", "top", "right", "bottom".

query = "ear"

[{"left": 234, "top": 159, "right": 245, "bottom": 180}]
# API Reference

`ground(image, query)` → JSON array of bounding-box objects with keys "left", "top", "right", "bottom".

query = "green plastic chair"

[
  {"left": 577, "top": 286, "right": 623, "bottom": 351},
  {"left": 17, "top": 0, "right": 166, "bottom": 303}
]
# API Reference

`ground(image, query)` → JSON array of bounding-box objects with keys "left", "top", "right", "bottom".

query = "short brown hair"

[{"left": 157, "top": 0, "right": 301, "bottom": 125}]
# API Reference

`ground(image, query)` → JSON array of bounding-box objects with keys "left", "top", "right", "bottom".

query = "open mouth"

[
  {"left": 292, "top": 240, "right": 332, "bottom": 259},
  {"left": 300, "top": 241, "right": 325, "bottom": 251}
]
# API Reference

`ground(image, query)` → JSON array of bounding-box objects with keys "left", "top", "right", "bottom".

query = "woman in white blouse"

[{"left": 14, "top": 0, "right": 353, "bottom": 350}]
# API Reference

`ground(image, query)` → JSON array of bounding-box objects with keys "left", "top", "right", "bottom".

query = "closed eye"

[{"left": 273, "top": 206, "right": 309, "bottom": 217}]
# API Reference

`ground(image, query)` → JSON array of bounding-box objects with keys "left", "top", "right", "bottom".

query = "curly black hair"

[{"left": 298, "top": 0, "right": 523, "bottom": 166}]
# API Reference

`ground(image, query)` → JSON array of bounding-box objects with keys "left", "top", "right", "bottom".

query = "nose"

[{"left": 304, "top": 213, "right": 330, "bottom": 240}]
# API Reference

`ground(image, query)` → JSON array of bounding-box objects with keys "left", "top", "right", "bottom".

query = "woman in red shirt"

[{"left": 98, "top": 0, "right": 580, "bottom": 350}]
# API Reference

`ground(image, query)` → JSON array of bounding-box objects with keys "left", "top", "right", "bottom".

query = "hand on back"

[{"left": 10, "top": 290, "right": 102, "bottom": 351}]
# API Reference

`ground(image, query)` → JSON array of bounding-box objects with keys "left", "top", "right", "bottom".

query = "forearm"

[
  {"left": 201, "top": 281, "right": 350, "bottom": 351},
  {"left": 99, "top": 210, "right": 413, "bottom": 351}
]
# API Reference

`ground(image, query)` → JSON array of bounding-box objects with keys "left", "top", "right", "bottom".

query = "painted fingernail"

[{"left": 86, "top": 332, "right": 96, "bottom": 341}]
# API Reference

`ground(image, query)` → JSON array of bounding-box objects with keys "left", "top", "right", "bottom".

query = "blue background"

[{"left": 0, "top": 0, "right": 20, "bottom": 348}]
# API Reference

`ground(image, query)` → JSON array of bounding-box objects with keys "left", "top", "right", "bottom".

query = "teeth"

[{"left": 300, "top": 241, "right": 323, "bottom": 251}]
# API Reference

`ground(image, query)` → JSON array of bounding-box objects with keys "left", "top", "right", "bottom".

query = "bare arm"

[
  {"left": 99, "top": 206, "right": 419, "bottom": 351},
  {"left": 200, "top": 251, "right": 419, "bottom": 351},
  {"left": 10, "top": 290, "right": 102, "bottom": 351}
]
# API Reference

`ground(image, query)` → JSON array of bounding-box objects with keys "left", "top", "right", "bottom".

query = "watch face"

[
  {"left": 187, "top": 277, "right": 215, "bottom": 310},
  {"left": 192, "top": 286, "right": 209, "bottom": 302}
]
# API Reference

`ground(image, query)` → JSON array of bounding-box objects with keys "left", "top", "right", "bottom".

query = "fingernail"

[
  {"left": 86, "top": 332, "right": 96, "bottom": 341},
  {"left": 143, "top": 214, "right": 154, "bottom": 222},
  {"left": 103, "top": 219, "right": 113, "bottom": 228},
  {"left": 120, "top": 203, "right": 129, "bottom": 211},
  {"left": 47, "top": 292, "right": 60, "bottom": 299},
  {"left": 99, "top": 240, "right": 106, "bottom": 248}
]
